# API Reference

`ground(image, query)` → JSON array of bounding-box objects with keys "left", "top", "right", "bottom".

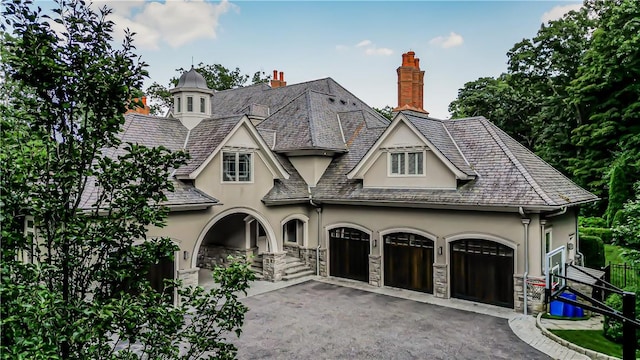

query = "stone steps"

[{"left": 282, "top": 269, "right": 315, "bottom": 281}]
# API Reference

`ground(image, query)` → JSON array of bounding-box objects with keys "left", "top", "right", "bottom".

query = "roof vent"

[
  {"left": 340, "top": 99, "right": 346, "bottom": 105},
  {"left": 329, "top": 98, "right": 335, "bottom": 103}
]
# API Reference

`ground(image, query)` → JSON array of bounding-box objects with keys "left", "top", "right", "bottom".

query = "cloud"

[
  {"left": 541, "top": 4, "right": 582, "bottom": 23},
  {"left": 429, "top": 32, "right": 464, "bottom": 49},
  {"left": 94, "top": 0, "right": 235, "bottom": 50},
  {"left": 365, "top": 47, "right": 393, "bottom": 56},
  {"left": 338, "top": 39, "right": 392, "bottom": 56}
]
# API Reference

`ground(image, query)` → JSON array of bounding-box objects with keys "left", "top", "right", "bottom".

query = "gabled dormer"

[
  {"left": 348, "top": 112, "right": 476, "bottom": 189},
  {"left": 169, "top": 67, "right": 215, "bottom": 130}
]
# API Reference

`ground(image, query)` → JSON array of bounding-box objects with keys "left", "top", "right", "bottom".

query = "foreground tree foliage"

[
  {"left": 1, "top": 1, "right": 253, "bottom": 358},
  {"left": 146, "top": 63, "right": 270, "bottom": 115},
  {"left": 449, "top": 0, "right": 640, "bottom": 217}
]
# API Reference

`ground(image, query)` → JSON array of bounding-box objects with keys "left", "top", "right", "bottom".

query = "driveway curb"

[{"left": 535, "top": 312, "right": 619, "bottom": 360}]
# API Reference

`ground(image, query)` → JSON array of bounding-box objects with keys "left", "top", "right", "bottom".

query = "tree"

[
  {"left": 448, "top": 75, "right": 539, "bottom": 149},
  {"left": 612, "top": 182, "right": 640, "bottom": 264},
  {"left": 373, "top": 105, "right": 394, "bottom": 120},
  {"left": 569, "top": 0, "right": 640, "bottom": 214},
  {"left": 146, "top": 64, "right": 270, "bottom": 115},
  {"left": 1, "top": 1, "right": 253, "bottom": 358}
]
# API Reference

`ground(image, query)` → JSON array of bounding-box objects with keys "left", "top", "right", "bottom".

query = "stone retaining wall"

[
  {"left": 197, "top": 245, "right": 254, "bottom": 270},
  {"left": 262, "top": 252, "right": 287, "bottom": 282},
  {"left": 300, "top": 247, "right": 326, "bottom": 276},
  {"left": 283, "top": 244, "right": 301, "bottom": 259}
]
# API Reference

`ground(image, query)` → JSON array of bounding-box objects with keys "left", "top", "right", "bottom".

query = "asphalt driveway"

[{"left": 232, "top": 281, "right": 549, "bottom": 359}]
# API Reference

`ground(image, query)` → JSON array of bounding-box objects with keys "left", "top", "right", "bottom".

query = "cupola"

[{"left": 170, "top": 67, "right": 215, "bottom": 129}]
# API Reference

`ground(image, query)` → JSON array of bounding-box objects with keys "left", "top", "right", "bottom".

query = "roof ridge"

[
  {"left": 305, "top": 91, "right": 318, "bottom": 147},
  {"left": 480, "top": 118, "right": 556, "bottom": 205}
]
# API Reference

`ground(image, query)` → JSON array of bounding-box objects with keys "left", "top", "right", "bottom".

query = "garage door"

[
  {"left": 329, "top": 227, "right": 370, "bottom": 282},
  {"left": 450, "top": 239, "right": 514, "bottom": 308},
  {"left": 384, "top": 232, "right": 433, "bottom": 293}
]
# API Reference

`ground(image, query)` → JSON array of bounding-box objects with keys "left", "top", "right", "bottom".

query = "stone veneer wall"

[
  {"left": 197, "top": 245, "right": 254, "bottom": 270},
  {"left": 433, "top": 263, "right": 448, "bottom": 298},
  {"left": 262, "top": 252, "right": 287, "bottom": 282},
  {"left": 283, "top": 244, "right": 301, "bottom": 259},
  {"left": 300, "top": 247, "right": 326, "bottom": 276},
  {"left": 369, "top": 255, "right": 381, "bottom": 286}
]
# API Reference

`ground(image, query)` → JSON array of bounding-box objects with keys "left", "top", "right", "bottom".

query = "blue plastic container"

[
  {"left": 574, "top": 307, "right": 584, "bottom": 318},
  {"left": 561, "top": 292, "right": 577, "bottom": 317},
  {"left": 549, "top": 300, "right": 564, "bottom": 316}
]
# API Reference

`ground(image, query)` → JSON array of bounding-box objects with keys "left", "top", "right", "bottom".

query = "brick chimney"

[
  {"left": 270, "top": 70, "right": 287, "bottom": 88},
  {"left": 126, "top": 96, "right": 151, "bottom": 115},
  {"left": 393, "top": 51, "right": 428, "bottom": 114}
]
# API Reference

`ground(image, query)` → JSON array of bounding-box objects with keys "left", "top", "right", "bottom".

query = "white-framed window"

[
  {"left": 20, "top": 215, "right": 36, "bottom": 263},
  {"left": 545, "top": 229, "right": 552, "bottom": 254},
  {"left": 283, "top": 219, "right": 303, "bottom": 244},
  {"left": 200, "top": 97, "right": 206, "bottom": 113},
  {"left": 222, "top": 152, "right": 252, "bottom": 182},
  {"left": 187, "top": 96, "right": 193, "bottom": 112},
  {"left": 175, "top": 97, "right": 181, "bottom": 112},
  {"left": 389, "top": 151, "right": 424, "bottom": 175}
]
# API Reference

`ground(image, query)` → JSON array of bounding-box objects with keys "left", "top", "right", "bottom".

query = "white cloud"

[
  {"left": 541, "top": 3, "right": 582, "bottom": 23},
  {"left": 365, "top": 47, "right": 393, "bottom": 56},
  {"left": 94, "top": 0, "right": 235, "bottom": 50},
  {"left": 339, "top": 39, "right": 392, "bottom": 56},
  {"left": 429, "top": 32, "right": 464, "bottom": 49}
]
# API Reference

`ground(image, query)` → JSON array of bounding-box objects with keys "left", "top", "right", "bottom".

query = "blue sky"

[{"left": 89, "top": 0, "right": 583, "bottom": 118}]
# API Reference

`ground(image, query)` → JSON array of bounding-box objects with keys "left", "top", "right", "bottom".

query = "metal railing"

[{"left": 603, "top": 262, "right": 640, "bottom": 289}]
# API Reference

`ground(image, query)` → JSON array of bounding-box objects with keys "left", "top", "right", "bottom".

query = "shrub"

[
  {"left": 603, "top": 286, "right": 640, "bottom": 346},
  {"left": 579, "top": 217, "right": 607, "bottom": 228},
  {"left": 580, "top": 235, "right": 605, "bottom": 268},
  {"left": 580, "top": 227, "right": 614, "bottom": 244}
]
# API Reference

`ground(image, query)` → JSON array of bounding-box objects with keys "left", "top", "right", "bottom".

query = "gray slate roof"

[
  {"left": 101, "top": 75, "right": 596, "bottom": 210},
  {"left": 80, "top": 114, "right": 219, "bottom": 210},
  {"left": 174, "top": 115, "right": 244, "bottom": 176},
  {"left": 294, "top": 111, "right": 597, "bottom": 208}
]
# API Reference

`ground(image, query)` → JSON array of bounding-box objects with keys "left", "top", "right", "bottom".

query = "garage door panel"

[
  {"left": 384, "top": 233, "right": 433, "bottom": 294},
  {"left": 329, "top": 228, "right": 370, "bottom": 282},
  {"left": 450, "top": 239, "right": 514, "bottom": 308}
]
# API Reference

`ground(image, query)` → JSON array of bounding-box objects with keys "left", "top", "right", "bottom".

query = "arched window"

[{"left": 283, "top": 219, "right": 303, "bottom": 244}]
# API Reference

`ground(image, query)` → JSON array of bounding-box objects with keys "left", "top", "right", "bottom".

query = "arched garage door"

[
  {"left": 384, "top": 232, "right": 433, "bottom": 293},
  {"left": 450, "top": 239, "right": 514, "bottom": 308},
  {"left": 329, "top": 227, "right": 370, "bottom": 282}
]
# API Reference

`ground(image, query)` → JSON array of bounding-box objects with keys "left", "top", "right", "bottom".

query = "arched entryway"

[
  {"left": 383, "top": 231, "right": 434, "bottom": 294},
  {"left": 449, "top": 238, "right": 514, "bottom": 308},
  {"left": 328, "top": 225, "right": 371, "bottom": 282},
  {"left": 192, "top": 208, "right": 277, "bottom": 272}
]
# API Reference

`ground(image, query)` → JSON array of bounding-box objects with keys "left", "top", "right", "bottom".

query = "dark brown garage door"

[
  {"left": 384, "top": 233, "right": 434, "bottom": 294},
  {"left": 329, "top": 227, "right": 370, "bottom": 282},
  {"left": 451, "top": 239, "right": 514, "bottom": 308}
]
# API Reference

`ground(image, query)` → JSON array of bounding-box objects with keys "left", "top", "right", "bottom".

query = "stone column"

[
  {"left": 318, "top": 248, "right": 327, "bottom": 277},
  {"left": 433, "top": 263, "right": 448, "bottom": 298},
  {"left": 514, "top": 274, "right": 524, "bottom": 313},
  {"left": 369, "top": 255, "right": 381, "bottom": 287},
  {"left": 262, "top": 252, "right": 287, "bottom": 282}
]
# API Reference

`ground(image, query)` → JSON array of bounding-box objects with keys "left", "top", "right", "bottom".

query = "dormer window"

[
  {"left": 390, "top": 151, "right": 424, "bottom": 176},
  {"left": 187, "top": 96, "right": 193, "bottom": 112},
  {"left": 200, "top": 97, "right": 205, "bottom": 113}
]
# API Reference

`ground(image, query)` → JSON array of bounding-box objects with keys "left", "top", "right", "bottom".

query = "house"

[{"left": 107, "top": 51, "right": 597, "bottom": 312}]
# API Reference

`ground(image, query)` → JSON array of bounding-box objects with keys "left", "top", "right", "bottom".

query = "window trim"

[
  {"left": 388, "top": 150, "right": 425, "bottom": 177},
  {"left": 221, "top": 151, "right": 254, "bottom": 183},
  {"left": 187, "top": 96, "right": 193, "bottom": 112}
]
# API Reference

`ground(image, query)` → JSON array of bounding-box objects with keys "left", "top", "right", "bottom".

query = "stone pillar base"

[
  {"left": 514, "top": 274, "right": 546, "bottom": 315},
  {"left": 433, "top": 263, "right": 448, "bottom": 298},
  {"left": 369, "top": 255, "right": 381, "bottom": 287},
  {"left": 262, "top": 252, "right": 287, "bottom": 282}
]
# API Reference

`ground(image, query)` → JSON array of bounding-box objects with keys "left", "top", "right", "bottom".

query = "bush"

[
  {"left": 580, "top": 235, "right": 606, "bottom": 268},
  {"left": 603, "top": 286, "right": 640, "bottom": 346},
  {"left": 580, "top": 227, "right": 614, "bottom": 244},
  {"left": 579, "top": 217, "right": 607, "bottom": 228},
  {"left": 612, "top": 210, "right": 625, "bottom": 228}
]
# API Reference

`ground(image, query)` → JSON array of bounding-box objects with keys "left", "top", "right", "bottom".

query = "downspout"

[
  {"left": 574, "top": 209, "right": 584, "bottom": 266},
  {"left": 309, "top": 187, "right": 322, "bottom": 276},
  {"left": 519, "top": 207, "right": 530, "bottom": 315},
  {"left": 545, "top": 206, "right": 567, "bottom": 218}
]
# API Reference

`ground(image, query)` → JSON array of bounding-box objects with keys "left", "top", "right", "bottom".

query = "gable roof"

[{"left": 347, "top": 113, "right": 476, "bottom": 181}]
